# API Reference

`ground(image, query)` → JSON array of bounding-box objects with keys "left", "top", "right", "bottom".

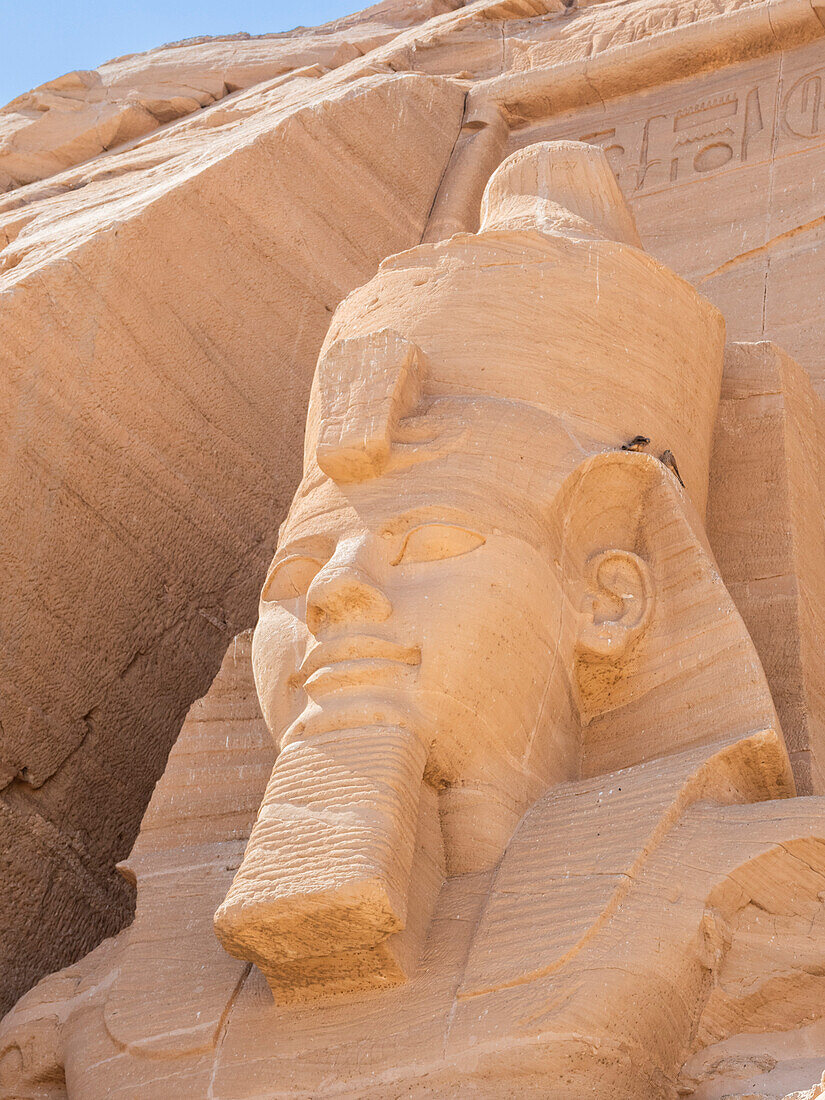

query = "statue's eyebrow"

[{"left": 378, "top": 505, "right": 480, "bottom": 538}]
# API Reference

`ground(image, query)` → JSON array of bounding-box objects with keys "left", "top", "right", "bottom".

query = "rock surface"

[
  {"left": 4, "top": 0, "right": 825, "bottom": 1071},
  {"left": 0, "top": 56, "right": 464, "bottom": 1013},
  {"left": 3, "top": 134, "right": 825, "bottom": 1098},
  {"left": 0, "top": 1, "right": 464, "bottom": 190}
]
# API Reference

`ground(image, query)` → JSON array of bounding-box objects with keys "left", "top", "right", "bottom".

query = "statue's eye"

[
  {"left": 261, "top": 556, "right": 323, "bottom": 602},
  {"left": 394, "top": 524, "right": 485, "bottom": 565}
]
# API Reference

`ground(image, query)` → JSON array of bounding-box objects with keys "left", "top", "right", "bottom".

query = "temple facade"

[{"left": 3, "top": 2, "right": 825, "bottom": 1097}]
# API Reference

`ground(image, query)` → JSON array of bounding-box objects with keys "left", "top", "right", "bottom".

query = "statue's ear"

[
  {"left": 576, "top": 549, "right": 654, "bottom": 660},
  {"left": 551, "top": 450, "right": 779, "bottom": 770}
]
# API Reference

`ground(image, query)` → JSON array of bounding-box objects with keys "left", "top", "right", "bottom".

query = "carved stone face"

[
  {"left": 253, "top": 400, "right": 578, "bottom": 868},
  {"left": 251, "top": 383, "right": 668, "bottom": 885}
]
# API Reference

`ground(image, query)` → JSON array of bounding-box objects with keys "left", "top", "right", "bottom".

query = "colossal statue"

[
  {"left": 212, "top": 136, "right": 808, "bottom": 996},
  {"left": 3, "top": 141, "right": 825, "bottom": 1099}
]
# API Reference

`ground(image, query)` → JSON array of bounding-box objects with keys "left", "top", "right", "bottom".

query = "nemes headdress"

[{"left": 308, "top": 140, "right": 725, "bottom": 515}]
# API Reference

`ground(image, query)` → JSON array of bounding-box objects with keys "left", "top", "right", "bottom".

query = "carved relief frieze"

[{"left": 512, "top": 49, "right": 825, "bottom": 198}]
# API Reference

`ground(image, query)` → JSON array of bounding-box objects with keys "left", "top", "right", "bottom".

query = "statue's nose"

[{"left": 305, "top": 540, "right": 391, "bottom": 634}]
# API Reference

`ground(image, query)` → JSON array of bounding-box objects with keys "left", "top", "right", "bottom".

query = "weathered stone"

[
  {"left": 0, "top": 66, "right": 465, "bottom": 1012},
  {"left": 4, "top": 2, "right": 825, "bottom": 1095}
]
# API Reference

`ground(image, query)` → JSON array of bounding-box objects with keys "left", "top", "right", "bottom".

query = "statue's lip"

[{"left": 297, "top": 636, "right": 421, "bottom": 685}]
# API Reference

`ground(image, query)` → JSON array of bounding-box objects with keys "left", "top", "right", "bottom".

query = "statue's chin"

[{"left": 279, "top": 692, "right": 425, "bottom": 748}]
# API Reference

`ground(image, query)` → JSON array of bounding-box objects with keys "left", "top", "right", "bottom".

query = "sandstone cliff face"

[
  {"left": 3, "top": 0, "right": 825, "bottom": 1025},
  {"left": 0, "top": 1, "right": 465, "bottom": 191},
  {"left": 0, "top": 44, "right": 465, "bottom": 1012}
]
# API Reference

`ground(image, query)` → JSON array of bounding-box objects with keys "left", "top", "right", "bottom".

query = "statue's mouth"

[{"left": 296, "top": 635, "right": 421, "bottom": 695}]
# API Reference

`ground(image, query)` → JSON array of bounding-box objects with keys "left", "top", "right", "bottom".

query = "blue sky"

[{"left": 0, "top": 0, "right": 361, "bottom": 107}]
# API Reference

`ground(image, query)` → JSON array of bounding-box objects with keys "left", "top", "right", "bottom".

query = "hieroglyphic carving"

[
  {"left": 782, "top": 66, "right": 825, "bottom": 139},
  {"left": 570, "top": 61, "right": 825, "bottom": 195},
  {"left": 579, "top": 86, "right": 771, "bottom": 194}
]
